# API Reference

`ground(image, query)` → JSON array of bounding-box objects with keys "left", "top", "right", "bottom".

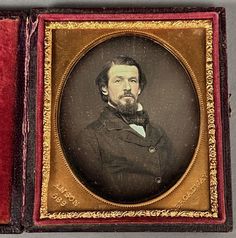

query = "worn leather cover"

[{"left": 0, "top": 7, "right": 232, "bottom": 233}]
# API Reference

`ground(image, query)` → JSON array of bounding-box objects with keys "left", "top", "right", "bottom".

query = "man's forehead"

[{"left": 108, "top": 64, "right": 139, "bottom": 77}]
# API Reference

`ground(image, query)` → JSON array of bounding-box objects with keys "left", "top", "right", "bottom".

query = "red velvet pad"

[{"left": 0, "top": 19, "right": 19, "bottom": 224}]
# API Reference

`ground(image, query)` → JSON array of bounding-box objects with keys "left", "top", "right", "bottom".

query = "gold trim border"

[
  {"left": 46, "top": 210, "right": 217, "bottom": 220},
  {"left": 40, "top": 20, "right": 218, "bottom": 219}
]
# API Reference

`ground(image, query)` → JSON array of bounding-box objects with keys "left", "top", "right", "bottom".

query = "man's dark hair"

[{"left": 96, "top": 55, "right": 147, "bottom": 102}]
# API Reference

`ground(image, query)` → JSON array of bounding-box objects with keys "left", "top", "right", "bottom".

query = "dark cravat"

[{"left": 107, "top": 105, "right": 149, "bottom": 127}]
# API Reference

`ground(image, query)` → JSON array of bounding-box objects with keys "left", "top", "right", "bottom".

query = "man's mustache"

[{"left": 119, "top": 93, "right": 135, "bottom": 99}]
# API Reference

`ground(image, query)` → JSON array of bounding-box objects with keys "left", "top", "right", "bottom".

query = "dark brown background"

[{"left": 59, "top": 35, "right": 200, "bottom": 178}]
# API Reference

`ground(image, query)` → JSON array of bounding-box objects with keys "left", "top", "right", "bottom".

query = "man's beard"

[
  {"left": 109, "top": 92, "right": 138, "bottom": 116},
  {"left": 108, "top": 93, "right": 149, "bottom": 126},
  {"left": 116, "top": 99, "right": 138, "bottom": 116}
]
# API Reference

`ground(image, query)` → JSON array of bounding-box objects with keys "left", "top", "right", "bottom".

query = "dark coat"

[{"left": 73, "top": 107, "right": 177, "bottom": 203}]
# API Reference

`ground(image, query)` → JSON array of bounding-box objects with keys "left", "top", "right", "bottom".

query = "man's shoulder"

[
  {"left": 84, "top": 107, "right": 113, "bottom": 132},
  {"left": 147, "top": 122, "right": 171, "bottom": 147},
  {"left": 78, "top": 119, "right": 104, "bottom": 142},
  {"left": 149, "top": 122, "right": 166, "bottom": 136},
  {"left": 86, "top": 118, "right": 104, "bottom": 131}
]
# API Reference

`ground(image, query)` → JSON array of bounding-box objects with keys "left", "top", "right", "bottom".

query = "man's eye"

[
  {"left": 115, "top": 79, "right": 121, "bottom": 83},
  {"left": 130, "top": 79, "right": 137, "bottom": 83}
]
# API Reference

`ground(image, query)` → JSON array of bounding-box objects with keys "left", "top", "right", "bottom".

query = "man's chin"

[
  {"left": 120, "top": 98, "right": 135, "bottom": 105},
  {"left": 116, "top": 101, "right": 138, "bottom": 115}
]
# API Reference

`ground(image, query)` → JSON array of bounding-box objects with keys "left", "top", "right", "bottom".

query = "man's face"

[{"left": 102, "top": 64, "right": 141, "bottom": 109}]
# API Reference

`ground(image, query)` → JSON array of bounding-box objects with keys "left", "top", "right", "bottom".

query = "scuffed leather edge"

[
  {"left": 218, "top": 7, "right": 233, "bottom": 232},
  {"left": 22, "top": 14, "right": 39, "bottom": 231}
]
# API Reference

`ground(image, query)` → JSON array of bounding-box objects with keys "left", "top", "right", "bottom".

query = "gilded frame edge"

[{"left": 38, "top": 19, "right": 219, "bottom": 220}]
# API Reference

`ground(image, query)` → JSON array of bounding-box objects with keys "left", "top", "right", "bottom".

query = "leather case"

[{"left": 0, "top": 7, "right": 232, "bottom": 233}]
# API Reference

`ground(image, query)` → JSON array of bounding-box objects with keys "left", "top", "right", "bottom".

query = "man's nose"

[{"left": 123, "top": 80, "right": 131, "bottom": 90}]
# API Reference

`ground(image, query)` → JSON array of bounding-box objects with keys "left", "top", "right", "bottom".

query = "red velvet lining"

[
  {"left": 0, "top": 19, "right": 19, "bottom": 224},
  {"left": 34, "top": 12, "right": 226, "bottom": 226},
  {"left": 212, "top": 13, "right": 226, "bottom": 222},
  {"left": 37, "top": 12, "right": 218, "bottom": 21}
]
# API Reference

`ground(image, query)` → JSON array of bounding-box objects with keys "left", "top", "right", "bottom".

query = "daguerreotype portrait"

[
  {"left": 59, "top": 36, "right": 199, "bottom": 204},
  {"left": 33, "top": 9, "right": 231, "bottom": 231}
]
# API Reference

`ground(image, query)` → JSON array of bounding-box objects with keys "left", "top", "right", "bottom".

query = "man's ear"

[
  {"left": 138, "top": 88, "right": 141, "bottom": 95},
  {"left": 101, "top": 86, "right": 108, "bottom": 95}
]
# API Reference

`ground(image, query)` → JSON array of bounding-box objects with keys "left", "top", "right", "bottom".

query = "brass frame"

[{"left": 40, "top": 20, "right": 217, "bottom": 219}]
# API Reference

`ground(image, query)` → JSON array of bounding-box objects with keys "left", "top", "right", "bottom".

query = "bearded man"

[{"left": 74, "top": 56, "right": 177, "bottom": 203}]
